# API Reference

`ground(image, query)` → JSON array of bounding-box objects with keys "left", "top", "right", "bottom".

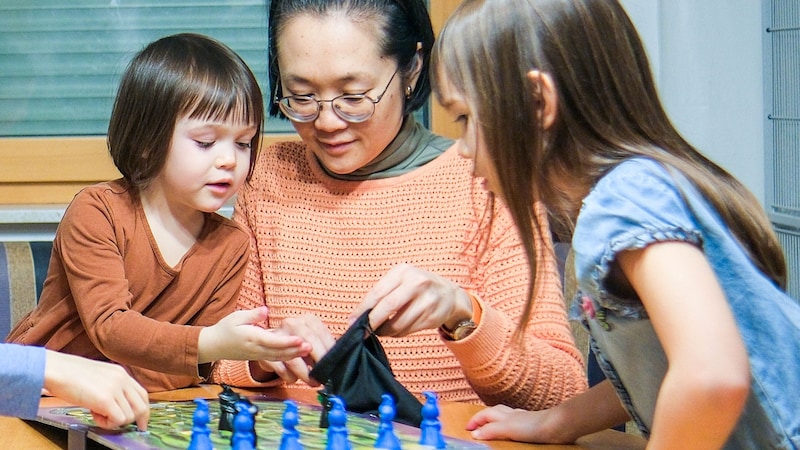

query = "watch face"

[{"left": 451, "top": 321, "right": 477, "bottom": 340}]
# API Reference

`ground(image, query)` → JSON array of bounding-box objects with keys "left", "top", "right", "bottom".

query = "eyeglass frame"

[{"left": 274, "top": 68, "right": 400, "bottom": 124}]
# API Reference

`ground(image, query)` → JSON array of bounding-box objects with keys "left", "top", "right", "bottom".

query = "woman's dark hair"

[
  {"left": 108, "top": 33, "right": 264, "bottom": 188},
  {"left": 267, "top": 0, "right": 434, "bottom": 117}
]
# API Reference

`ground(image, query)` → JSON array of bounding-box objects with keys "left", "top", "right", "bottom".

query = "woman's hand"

[
  {"left": 251, "top": 314, "right": 336, "bottom": 386},
  {"left": 349, "top": 263, "right": 473, "bottom": 337}
]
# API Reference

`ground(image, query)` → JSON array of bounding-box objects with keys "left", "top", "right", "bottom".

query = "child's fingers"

[
  {"left": 227, "top": 307, "right": 269, "bottom": 326},
  {"left": 466, "top": 404, "right": 513, "bottom": 430},
  {"left": 125, "top": 382, "right": 150, "bottom": 431},
  {"left": 91, "top": 411, "right": 114, "bottom": 429},
  {"left": 251, "top": 329, "right": 312, "bottom": 359},
  {"left": 470, "top": 421, "right": 514, "bottom": 441}
]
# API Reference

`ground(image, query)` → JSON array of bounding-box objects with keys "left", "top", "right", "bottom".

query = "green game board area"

[{"left": 36, "top": 395, "right": 490, "bottom": 449}]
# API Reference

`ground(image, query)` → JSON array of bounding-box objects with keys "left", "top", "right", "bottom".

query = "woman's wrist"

[
  {"left": 443, "top": 290, "right": 475, "bottom": 329},
  {"left": 440, "top": 291, "right": 482, "bottom": 341}
]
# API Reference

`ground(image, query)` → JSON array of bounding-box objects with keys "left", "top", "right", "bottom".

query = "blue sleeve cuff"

[{"left": 0, "top": 344, "right": 46, "bottom": 419}]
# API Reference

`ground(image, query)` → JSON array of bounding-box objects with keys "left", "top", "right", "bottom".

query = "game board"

[{"left": 36, "top": 395, "right": 491, "bottom": 449}]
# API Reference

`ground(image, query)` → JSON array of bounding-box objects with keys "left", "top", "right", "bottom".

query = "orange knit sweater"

[{"left": 211, "top": 142, "right": 587, "bottom": 410}]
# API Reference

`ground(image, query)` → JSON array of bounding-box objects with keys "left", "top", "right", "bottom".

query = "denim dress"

[{"left": 571, "top": 158, "right": 800, "bottom": 449}]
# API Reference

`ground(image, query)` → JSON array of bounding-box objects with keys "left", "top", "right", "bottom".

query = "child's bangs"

[{"left": 184, "top": 75, "right": 259, "bottom": 126}]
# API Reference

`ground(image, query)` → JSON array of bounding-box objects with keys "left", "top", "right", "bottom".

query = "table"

[{"left": 0, "top": 385, "right": 646, "bottom": 449}]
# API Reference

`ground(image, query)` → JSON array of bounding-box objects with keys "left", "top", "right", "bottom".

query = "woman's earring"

[{"left": 405, "top": 85, "right": 413, "bottom": 98}]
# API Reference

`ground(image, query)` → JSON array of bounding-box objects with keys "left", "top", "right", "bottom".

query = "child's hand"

[
  {"left": 466, "top": 404, "right": 565, "bottom": 443},
  {"left": 198, "top": 307, "right": 312, "bottom": 363},
  {"left": 44, "top": 350, "right": 150, "bottom": 431},
  {"left": 467, "top": 381, "right": 629, "bottom": 445}
]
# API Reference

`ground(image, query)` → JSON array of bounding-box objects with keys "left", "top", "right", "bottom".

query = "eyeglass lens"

[
  {"left": 279, "top": 96, "right": 374, "bottom": 123},
  {"left": 277, "top": 68, "right": 398, "bottom": 124}
]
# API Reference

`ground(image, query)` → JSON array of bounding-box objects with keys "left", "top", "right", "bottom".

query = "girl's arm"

[
  {"left": 466, "top": 379, "right": 629, "bottom": 443},
  {"left": 617, "top": 241, "right": 750, "bottom": 450}
]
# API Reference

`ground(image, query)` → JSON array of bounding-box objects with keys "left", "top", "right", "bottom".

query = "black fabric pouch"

[{"left": 309, "top": 309, "right": 423, "bottom": 427}]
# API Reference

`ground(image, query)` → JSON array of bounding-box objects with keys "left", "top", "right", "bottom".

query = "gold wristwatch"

[{"left": 440, "top": 318, "right": 477, "bottom": 341}]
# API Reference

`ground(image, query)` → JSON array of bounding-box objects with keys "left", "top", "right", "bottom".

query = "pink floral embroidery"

[{"left": 581, "top": 296, "right": 596, "bottom": 319}]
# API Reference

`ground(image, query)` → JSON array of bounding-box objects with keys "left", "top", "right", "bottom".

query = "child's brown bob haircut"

[{"left": 108, "top": 33, "right": 264, "bottom": 188}]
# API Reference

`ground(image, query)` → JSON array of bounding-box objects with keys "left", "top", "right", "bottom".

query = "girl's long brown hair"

[{"left": 433, "top": 0, "right": 786, "bottom": 330}]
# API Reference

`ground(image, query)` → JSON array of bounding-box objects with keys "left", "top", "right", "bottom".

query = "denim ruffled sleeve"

[
  {"left": 571, "top": 158, "right": 703, "bottom": 317},
  {"left": 0, "top": 343, "right": 46, "bottom": 419}
]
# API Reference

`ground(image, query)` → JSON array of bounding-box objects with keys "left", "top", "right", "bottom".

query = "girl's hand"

[
  {"left": 44, "top": 350, "right": 150, "bottom": 431},
  {"left": 198, "top": 307, "right": 312, "bottom": 363},
  {"left": 469, "top": 381, "right": 630, "bottom": 444},
  {"left": 349, "top": 263, "right": 473, "bottom": 337},
  {"left": 467, "top": 405, "right": 558, "bottom": 443}
]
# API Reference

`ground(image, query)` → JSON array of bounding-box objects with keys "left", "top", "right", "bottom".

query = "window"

[
  {"left": 0, "top": 0, "right": 295, "bottom": 136},
  {"left": 0, "top": 0, "right": 454, "bottom": 205},
  {"left": 764, "top": 0, "right": 800, "bottom": 300}
]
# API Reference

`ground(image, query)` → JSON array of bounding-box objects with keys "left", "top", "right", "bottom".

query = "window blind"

[
  {"left": 765, "top": 0, "right": 800, "bottom": 300},
  {"left": 0, "top": 0, "right": 295, "bottom": 136}
]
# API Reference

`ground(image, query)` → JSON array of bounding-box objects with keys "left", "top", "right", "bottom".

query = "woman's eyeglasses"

[{"left": 275, "top": 68, "right": 399, "bottom": 124}]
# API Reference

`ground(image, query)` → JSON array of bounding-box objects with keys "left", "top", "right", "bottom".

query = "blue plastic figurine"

[
  {"left": 231, "top": 401, "right": 256, "bottom": 450},
  {"left": 419, "top": 391, "right": 445, "bottom": 449},
  {"left": 374, "top": 394, "right": 401, "bottom": 450},
  {"left": 280, "top": 400, "right": 304, "bottom": 450},
  {"left": 326, "top": 396, "right": 352, "bottom": 450},
  {"left": 188, "top": 398, "right": 214, "bottom": 450}
]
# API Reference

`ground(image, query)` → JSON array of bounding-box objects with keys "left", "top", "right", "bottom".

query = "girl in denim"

[
  {"left": 431, "top": 0, "right": 799, "bottom": 448},
  {"left": 573, "top": 158, "right": 800, "bottom": 448}
]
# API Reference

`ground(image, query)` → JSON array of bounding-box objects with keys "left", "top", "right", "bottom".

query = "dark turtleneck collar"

[{"left": 320, "top": 115, "right": 453, "bottom": 180}]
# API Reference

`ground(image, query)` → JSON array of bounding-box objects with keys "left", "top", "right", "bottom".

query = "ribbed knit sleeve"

[
  {"left": 444, "top": 202, "right": 588, "bottom": 410},
  {"left": 210, "top": 142, "right": 587, "bottom": 407}
]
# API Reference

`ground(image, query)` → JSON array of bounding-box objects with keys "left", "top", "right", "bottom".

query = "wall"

[
  {"left": 0, "top": 1, "right": 767, "bottom": 240},
  {"left": 621, "top": 0, "right": 765, "bottom": 204}
]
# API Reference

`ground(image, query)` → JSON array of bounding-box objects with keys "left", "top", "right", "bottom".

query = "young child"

[
  {"left": 432, "top": 0, "right": 800, "bottom": 448},
  {"left": 7, "top": 33, "right": 311, "bottom": 392}
]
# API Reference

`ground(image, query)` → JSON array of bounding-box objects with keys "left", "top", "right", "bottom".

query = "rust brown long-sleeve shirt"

[{"left": 7, "top": 179, "right": 249, "bottom": 392}]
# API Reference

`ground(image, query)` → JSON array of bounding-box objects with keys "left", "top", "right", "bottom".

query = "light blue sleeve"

[
  {"left": 0, "top": 343, "right": 46, "bottom": 419},
  {"left": 572, "top": 158, "right": 704, "bottom": 316}
]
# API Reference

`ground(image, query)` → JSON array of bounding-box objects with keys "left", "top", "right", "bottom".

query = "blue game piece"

[
  {"left": 326, "top": 396, "right": 352, "bottom": 450},
  {"left": 280, "top": 400, "right": 304, "bottom": 450},
  {"left": 374, "top": 394, "right": 401, "bottom": 450},
  {"left": 231, "top": 401, "right": 256, "bottom": 450},
  {"left": 419, "top": 392, "right": 445, "bottom": 449},
  {"left": 187, "top": 398, "right": 214, "bottom": 450}
]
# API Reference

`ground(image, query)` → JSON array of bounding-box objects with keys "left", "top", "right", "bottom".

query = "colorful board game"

[{"left": 36, "top": 394, "right": 490, "bottom": 449}]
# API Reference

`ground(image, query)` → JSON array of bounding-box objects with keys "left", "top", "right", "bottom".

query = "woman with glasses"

[{"left": 210, "top": 0, "right": 588, "bottom": 410}]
